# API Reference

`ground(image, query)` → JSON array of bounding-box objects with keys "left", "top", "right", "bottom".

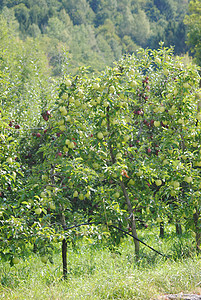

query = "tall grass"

[{"left": 0, "top": 226, "right": 200, "bottom": 300}]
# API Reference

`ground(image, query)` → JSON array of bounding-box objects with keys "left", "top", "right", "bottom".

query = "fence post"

[{"left": 62, "top": 238, "right": 67, "bottom": 279}]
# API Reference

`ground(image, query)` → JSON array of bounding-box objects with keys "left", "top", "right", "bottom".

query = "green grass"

[{"left": 0, "top": 226, "right": 200, "bottom": 300}]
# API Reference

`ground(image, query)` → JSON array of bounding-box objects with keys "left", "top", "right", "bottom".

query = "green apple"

[
  {"left": 69, "top": 96, "right": 74, "bottom": 103},
  {"left": 59, "top": 125, "right": 66, "bottom": 131},
  {"left": 81, "top": 103, "right": 87, "bottom": 109},
  {"left": 6, "top": 157, "right": 12, "bottom": 164},
  {"left": 73, "top": 191, "right": 78, "bottom": 198},
  {"left": 41, "top": 255, "right": 48, "bottom": 264},
  {"left": 68, "top": 142, "right": 75, "bottom": 149},
  {"left": 109, "top": 86, "right": 115, "bottom": 93},
  {"left": 35, "top": 208, "right": 42, "bottom": 215},
  {"left": 193, "top": 142, "right": 198, "bottom": 147},
  {"left": 173, "top": 181, "right": 180, "bottom": 189},
  {"left": 184, "top": 176, "right": 193, "bottom": 183},
  {"left": 74, "top": 99, "right": 80, "bottom": 107},
  {"left": 59, "top": 106, "right": 67, "bottom": 116},
  {"left": 79, "top": 193, "right": 84, "bottom": 200},
  {"left": 136, "top": 170, "right": 143, "bottom": 176},
  {"left": 97, "top": 132, "right": 103, "bottom": 139},
  {"left": 196, "top": 112, "right": 201, "bottom": 120},
  {"left": 182, "top": 155, "right": 187, "bottom": 160},
  {"left": 65, "top": 79, "right": 71, "bottom": 87},
  {"left": 123, "top": 135, "right": 130, "bottom": 142},
  {"left": 114, "top": 192, "right": 120, "bottom": 198},
  {"left": 130, "top": 80, "right": 138, "bottom": 87},
  {"left": 12, "top": 257, "right": 20, "bottom": 264},
  {"left": 40, "top": 192, "right": 46, "bottom": 198},
  {"left": 77, "top": 89, "right": 84, "bottom": 97},
  {"left": 42, "top": 174, "right": 48, "bottom": 181},
  {"left": 155, "top": 57, "right": 161, "bottom": 64},
  {"left": 58, "top": 119, "right": 64, "bottom": 125},
  {"left": 159, "top": 106, "right": 165, "bottom": 113},
  {"left": 154, "top": 121, "right": 160, "bottom": 127},
  {"left": 163, "top": 69, "right": 169, "bottom": 76},
  {"left": 156, "top": 217, "right": 162, "bottom": 222},
  {"left": 116, "top": 153, "right": 122, "bottom": 159},
  {"left": 101, "top": 120, "right": 107, "bottom": 126},
  {"left": 50, "top": 202, "right": 56, "bottom": 210},
  {"left": 103, "top": 101, "right": 109, "bottom": 107},
  {"left": 85, "top": 191, "right": 91, "bottom": 198},
  {"left": 183, "top": 82, "right": 190, "bottom": 89},
  {"left": 96, "top": 97, "right": 101, "bottom": 104},
  {"left": 128, "top": 179, "right": 135, "bottom": 185},
  {"left": 91, "top": 100, "right": 96, "bottom": 106},
  {"left": 178, "top": 118, "right": 184, "bottom": 125},
  {"left": 93, "top": 82, "right": 100, "bottom": 90},
  {"left": 163, "top": 159, "right": 168, "bottom": 165},
  {"left": 129, "top": 69, "right": 135, "bottom": 75},
  {"left": 93, "top": 163, "right": 99, "bottom": 169},
  {"left": 155, "top": 179, "right": 162, "bottom": 186},
  {"left": 170, "top": 190, "right": 176, "bottom": 196},
  {"left": 63, "top": 146, "right": 68, "bottom": 152},
  {"left": 61, "top": 94, "right": 68, "bottom": 100}
]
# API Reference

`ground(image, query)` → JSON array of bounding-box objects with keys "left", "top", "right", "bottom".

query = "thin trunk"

[
  {"left": 159, "top": 222, "right": 165, "bottom": 238},
  {"left": 106, "top": 106, "right": 139, "bottom": 254},
  {"left": 60, "top": 205, "right": 68, "bottom": 278},
  {"left": 120, "top": 180, "right": 139, "bottom": 254},
  {"left": 193, "top": 211, "right": 201, "bottom": 252},
  {"left": 175, "top": 222, "right": 182, "bottom": 235},
  {"left": 62, "top": 239, "right": 67, "bottom": 279}
]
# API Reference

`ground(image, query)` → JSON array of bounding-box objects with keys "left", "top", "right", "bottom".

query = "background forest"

[{"left": 0, "top": 0, "right": 190, "bottom": 75}]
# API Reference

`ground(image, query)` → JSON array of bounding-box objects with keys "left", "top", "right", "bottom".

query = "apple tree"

[
  {"left": 18, "top": 45, "right": 201, "bottom": 261},
  {"left": 54, "top": 45, "right": 201, "bottom": 253},
  {"left": 0, "top": 107, "right": 31, "bottom": 265}
]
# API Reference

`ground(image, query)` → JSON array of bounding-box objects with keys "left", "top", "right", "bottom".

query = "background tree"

[{"left": 184, "top": 0, "right": 201, "bottom": 66}]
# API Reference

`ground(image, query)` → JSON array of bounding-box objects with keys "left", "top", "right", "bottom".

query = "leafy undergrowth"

[{"left": 0, "top": 226, "right": 200, "bottom": 300}]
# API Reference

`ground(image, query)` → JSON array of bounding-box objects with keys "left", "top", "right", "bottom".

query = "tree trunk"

[
  {"left": 175, "top": 222, "right": 182, "bottom": 235},
  {"left": 59, "top": 206, "right": 68, "bottom": 278},
  {"left": 193, "top": 211, "right": 201, "bottom": 252},
  {"left": 159, "top": 222, "right": 165, "bottom": 238},
  {"left": 120, "top": 180, "right": 139, "bottom": 255},
  {"left": 62, "top": 239, "right": 67, "bottom": 279}
]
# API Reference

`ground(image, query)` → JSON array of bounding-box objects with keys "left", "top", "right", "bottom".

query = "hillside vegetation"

[{"left": 1, "top": 0, "right": 189, "bottom": 74}]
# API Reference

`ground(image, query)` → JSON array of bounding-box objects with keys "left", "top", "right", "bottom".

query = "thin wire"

[{"left": 63, "top": 221, "right": 167, "bottom": 257}]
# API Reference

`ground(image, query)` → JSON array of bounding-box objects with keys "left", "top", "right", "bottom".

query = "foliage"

[
  {"left": 13, "top": 45, "right": 201, "bottom": 259},
  {"left": 1, "top": 13, "right": 201, "bottom": 268},
  {"left": 0, "top": 0, "right": 189, "bottom": 74},
  {"left": 184, "top": 0, "right": 201, "bottom": 66}
]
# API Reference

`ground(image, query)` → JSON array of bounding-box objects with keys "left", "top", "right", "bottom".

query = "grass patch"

[{"left": 0, "top": 226, "right": 200, "bottom": 299}]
